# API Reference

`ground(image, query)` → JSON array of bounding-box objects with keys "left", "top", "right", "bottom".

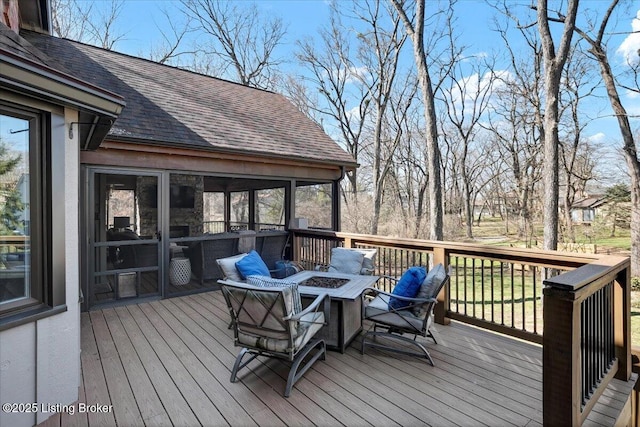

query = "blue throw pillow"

[
  {"left": 389, "top": 266, "right": 427, "bottom": 310},
  {"left": 235, "top": 250, "right": 270, "bottom": 279}
]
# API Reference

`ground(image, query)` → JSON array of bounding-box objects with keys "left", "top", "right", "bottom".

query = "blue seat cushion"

[
  {"left": 389, "top": 266, "right": 427, "bottom": 310},
  {"left": 235, "top": 250, "right": 270, "bottom": 279}
]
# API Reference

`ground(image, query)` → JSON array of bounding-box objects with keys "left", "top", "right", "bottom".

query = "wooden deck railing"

[
  {"left": 291, "top": 229, "right": 600, "bottom": 343},
  {"left": 290, "top": 229, "right": 633, "bottom": 426},
  {"left": 203, "top": 221, "right": 286, "bottom": 234},
  {"left": 543, "top": 256, "right": 631, "bottom": 426}
]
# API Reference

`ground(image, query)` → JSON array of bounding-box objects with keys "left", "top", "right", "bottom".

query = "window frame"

[{"left": 0, "top": 101, "right": 63, "bottom": 329}]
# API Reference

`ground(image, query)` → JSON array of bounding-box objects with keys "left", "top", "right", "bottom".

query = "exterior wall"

[
  {"left": 0, "top": 104, "right": 81, "bottom": 427},
  {"left": 2, "top": 0, "right": 21, "bottom": 33}
]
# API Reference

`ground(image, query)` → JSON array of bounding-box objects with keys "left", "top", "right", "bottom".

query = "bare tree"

[
  {"left": 296, "top": 7, "right": 370, "bottom": 200},
  {"left": 569, "top": 0, "right": 640, "bottom": 276},
  {"left": 147, "top": 8, "right": 197, "bottom": 65},
  {"left": 181, "top": 0, "right": 286, "bottom": 90},
  {"left": 352, "top": 1, "right": 408, "bottom": 235},
  {"left": 51, "top": 0, "right": 126, "bottom": 50},
  {"left": 537, "top": 0, "right": 580, "bottom": 250},
  {"left": 51, "top": 0, "right": 91, "bottom": 40},
  {"left": 391, "top": 0, "right": 445, "bottom": 240},
  {"left": 558, "top": 46, "right": 599, "bottom": 242},
  {"left": 482, "top": 14, "right": 546, "bottom": 243},
  {"left": 440, "top": 49, "right": 497, "bottom": 238}
]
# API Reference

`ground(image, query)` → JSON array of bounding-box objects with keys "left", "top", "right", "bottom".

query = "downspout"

[{"left": 332, "top": 166, "right": 346, "bottom": 231}]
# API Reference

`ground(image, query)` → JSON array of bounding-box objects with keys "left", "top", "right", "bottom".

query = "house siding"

[{"left": 0, "top": 106, "right": 81, "bottom": 427}]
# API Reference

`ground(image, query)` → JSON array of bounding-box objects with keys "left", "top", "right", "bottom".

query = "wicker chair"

[
  {"left": 221, "top": 279, "right": 329, "bottom": 397},
  {"left": 187, "top": 233, "right": 240, "bottom": 284},
  {"left": 255, "top": 231, "right": 289, "bottom": 270}
]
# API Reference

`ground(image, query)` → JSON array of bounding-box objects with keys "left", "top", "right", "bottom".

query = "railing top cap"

[{"left": 543, "top": 255, "right": 630, "bottom": 292}]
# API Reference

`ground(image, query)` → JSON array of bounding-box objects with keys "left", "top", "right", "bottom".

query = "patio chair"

[
  {"left": 220, "top": 278, "right": 329, "bottom": 397},
  {"left": 317, "top": 247, "right": 377, "bottom": 275},
  {"left": 361, "top": 263, "right": 449, "bottom": 365},
  {"left": 255, "top": 231, "right": 289, "bottom": 270},
  {"left": 187, "top": 233, "right": 240, "bottom": 284}
]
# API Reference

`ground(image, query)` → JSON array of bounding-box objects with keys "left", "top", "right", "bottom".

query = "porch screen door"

[{"left": 88, "top": 170, "right": 162, "bottom": 307}]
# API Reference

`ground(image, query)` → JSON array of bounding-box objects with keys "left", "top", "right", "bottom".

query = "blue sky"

[{"left": 95, "top": 1, "right": 640, "bottom": 159}]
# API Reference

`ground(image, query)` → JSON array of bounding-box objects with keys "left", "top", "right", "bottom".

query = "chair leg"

[
  {"left": 285, "top": 339, "right": 326, "bottom": 397},
  {"left": 361, "top": 331, "right": 435, "bottom": 366},
  {"left": 428, "top": 328, "right": 438, "bottom": 344},
  {"left": 230, "top": 348, "right": 259, "bottom": 383}
]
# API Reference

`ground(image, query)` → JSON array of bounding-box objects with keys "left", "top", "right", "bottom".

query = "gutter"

[{"left": 1, "top": 48, "right": 125, "bottom": 149}]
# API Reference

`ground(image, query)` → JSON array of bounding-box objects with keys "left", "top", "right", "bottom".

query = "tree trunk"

[
  {"left": 537, "top": 0, "right": 578, "bottom": 251},
  {"left": 463, "top": 177, "right": 473, "bottom": 239},
  {"left": 596, "top": 48, "right": 640, "bottom": 275},
  {"left": 391, "top": 0, "right": 443, "bottom": 240}
]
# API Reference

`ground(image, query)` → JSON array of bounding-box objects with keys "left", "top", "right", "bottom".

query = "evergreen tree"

[
  {"left": 0, "top": 143, "right": 24, "bottom": 235},
  {"left": 604, "top": 183, "right": 632, "bottom": 237}
]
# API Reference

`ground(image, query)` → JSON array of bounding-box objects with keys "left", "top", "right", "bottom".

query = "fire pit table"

[{"left": 288, "top": 270, "right": 379, "bottom": 353}]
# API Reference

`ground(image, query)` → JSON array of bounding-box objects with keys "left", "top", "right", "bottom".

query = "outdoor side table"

[{"left": 169, "top": 257, "right": 191, "bottom": 286}]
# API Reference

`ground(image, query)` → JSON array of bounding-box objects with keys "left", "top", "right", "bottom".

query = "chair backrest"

[
  {"left": 415, "top": 274, "right": 451, "bottom": 326},
  {"left": 221, "top": 281, "right": 296, "bottom": 342},
  {"left": 327, "top": 247, "right": 377, "bottom": 275},
  {"left": 255, "top": 231, "right": 289, "bottom": 270},
  {"left": 189, "top": 234, "right": 240, "bottom": 280}
]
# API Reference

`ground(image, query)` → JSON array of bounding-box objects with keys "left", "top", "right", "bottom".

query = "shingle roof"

[
  {"left": 22, "top": 31, "right": 356, "bottom": 168},
  {"left": 571, "top": 196, "right": 606, "bottom": 209},
  {"left": 0, "top": 24, "right": 50, "bottom": 66}
]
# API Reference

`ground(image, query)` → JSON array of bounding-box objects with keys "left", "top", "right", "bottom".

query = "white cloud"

[
  {"left": 461, "top": 51, "right": 489, "bottom": 62},
  {"left": 587, "top": 132, "right": 606, "bottom": 144},
  {"left": 616, "top": 9, "right": 640, "bottom": 66},
  {"left": 625, "top": 88, "right": 640, "bottom": 99},
  {"left": 449, "top": 69, "right": 511, "bottom": 108},
  {"left": 347, "top": 65, "right": 370, "bottom": 84}
]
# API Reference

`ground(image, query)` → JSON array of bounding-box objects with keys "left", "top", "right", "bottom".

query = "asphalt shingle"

[{"left": 22, "top": 31, "right": 356, "bottom": 167}]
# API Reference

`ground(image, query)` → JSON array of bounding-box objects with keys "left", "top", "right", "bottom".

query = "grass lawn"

[
  {"left": 448, "top": 257, "right": 547, "bottom": 335},
  {"left": 632, "top": 291, "right": 640, "bottom": 347}
]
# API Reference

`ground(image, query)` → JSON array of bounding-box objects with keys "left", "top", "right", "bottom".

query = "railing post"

[
  {"left": 542, "top": 257, "right": 631, "bottom": 426},
  {"left": 290, "top": 230, "right": 301, "bottom": 264},
  {"left": 543, "top": 284, "right": 582, "bottom": 427},
  {"left": 615, "top": 266, "right": 631, "bottom": 381},
  {"left": 432, "top": 246, "right": 450, "bottom": 325}
]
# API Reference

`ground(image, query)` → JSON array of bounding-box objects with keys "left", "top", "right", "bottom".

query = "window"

[
  {"left": 295, "top": 183, "right": 332, "bottom": 229},
  {"left": 255, "top": 188, "right": 285, "bottom": 230},
  {"left": 0, "top": 104, "right": 60, "bottom": 326},
  {"left": 583, "top": 209, "right": 595, "bottom": 223}
]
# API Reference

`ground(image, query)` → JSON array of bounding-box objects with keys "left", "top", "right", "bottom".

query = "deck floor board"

[{"left": 40, "top": 291, "right": 633, "bottom": 427}]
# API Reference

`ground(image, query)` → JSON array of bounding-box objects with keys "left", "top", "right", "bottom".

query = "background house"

[{"left": 570, "top": 195, "right": 607, "bottom": 225}]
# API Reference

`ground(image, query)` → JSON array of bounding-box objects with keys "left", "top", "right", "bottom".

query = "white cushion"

[
  {"left": 358, "top": 249, "right": 377, "bottom": 274},
  {"left": 216, "top": 253, "right": 248, "bottom": 281},
  {"left": 327, "top": 247, "right": 365, "bottom": 275}
]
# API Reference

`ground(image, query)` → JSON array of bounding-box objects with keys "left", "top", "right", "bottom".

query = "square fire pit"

[{"left": 299, "top": 276, "right": 349, "bottom": 289}]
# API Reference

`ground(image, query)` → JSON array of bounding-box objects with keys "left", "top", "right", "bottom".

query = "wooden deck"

[{"left": 39, "top": 291, "right": 633, "bottom": 427}]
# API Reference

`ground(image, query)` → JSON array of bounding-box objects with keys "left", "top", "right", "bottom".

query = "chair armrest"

[
  {"left": 362, "top": 287, "right": 432, "bottom": 304},
  {"left": 361, "top": 287, "right": 437, "bottom": 321},
  {"left": 288, "top": 292, "right": 330, "bottom": 326}
]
